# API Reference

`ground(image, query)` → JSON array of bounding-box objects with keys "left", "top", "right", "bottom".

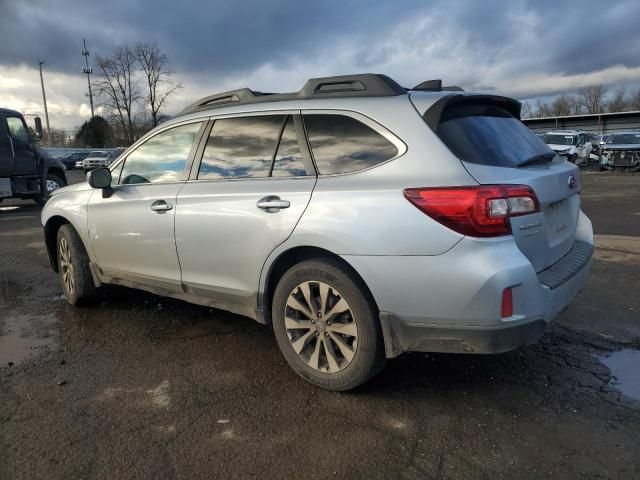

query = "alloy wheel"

[
  {"left": 59, "top": 237, "right": 74, "bottom": 294},
  {"left": 284, "top": 281, "right": 358, "bottom": 373},
  {"left": 46, "top": 179, "right": 61, "bottom": 193}
]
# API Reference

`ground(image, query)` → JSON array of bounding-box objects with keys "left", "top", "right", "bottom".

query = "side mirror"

[
  {"left": 87, "top": 167, "right": 113, "bottom": 198},
  {"left": 34, "top": 117, "right": 43, "bottom": 140}
]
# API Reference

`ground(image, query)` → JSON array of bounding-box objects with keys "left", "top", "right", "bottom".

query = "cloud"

[
  {"left": 0, "top": 64, "right": 98, "bottom": 130},
  {"left": 1, "top": 0, "right": 639, "bottom": 130},
  {"left": 498, "top": 65, "right": 640, "bottom": 99}
]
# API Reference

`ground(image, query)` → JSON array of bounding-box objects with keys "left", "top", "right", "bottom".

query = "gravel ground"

[{"left": 1, "top": 170, "right": 639, "bottom": 479}]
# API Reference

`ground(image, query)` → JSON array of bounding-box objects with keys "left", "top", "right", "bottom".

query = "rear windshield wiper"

[{"left": 517, "top": 152, "right": 555, "bottom": 167}]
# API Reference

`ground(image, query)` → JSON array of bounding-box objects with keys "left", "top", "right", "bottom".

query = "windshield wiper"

[{"left": 517, "top": 152, "right": 555, "bottom": 167}]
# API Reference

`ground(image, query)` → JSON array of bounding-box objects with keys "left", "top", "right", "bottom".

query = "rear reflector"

[
  {"left": 501, "top": 287, "right": 513, "bottom": 318},
  {"left": 403, "top": 185, "right": 540, "bottom": 237}
]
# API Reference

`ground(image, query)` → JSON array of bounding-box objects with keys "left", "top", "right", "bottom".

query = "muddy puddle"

[
  {"left": 0, "top": 313, "right": 58, "bottom": 366},
  {"left": 594, "top": 235, "right": 640, "bottom": 264},
  {"left": 599, "top": 349, "right": 640, "bottom": 403}
]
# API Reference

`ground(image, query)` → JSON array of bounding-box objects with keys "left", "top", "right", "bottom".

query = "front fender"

[{"left": 41, "top": 187, "right": 96, "bottom": 271}]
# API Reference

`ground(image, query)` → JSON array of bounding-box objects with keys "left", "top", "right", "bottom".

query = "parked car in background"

[
  {"left": 59, "top": 151, "right": 89, "bottom": 170},
  {"left": 542, "top": 130, "right": 594, "bottom": 166},
  {"left": 41, "top": 74, "right": 593, "bottom": 391},
  {"left": 108, "top": 148, "right": 126, "bottom": 162},
  {"left": 600, "top": 131, "right": 640, "bottom": 171},
  {"left": 79, "top": 150, "right": 111, "bottom": 170}
]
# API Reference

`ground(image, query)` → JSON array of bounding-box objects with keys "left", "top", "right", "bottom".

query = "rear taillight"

[{"left": 403, "top": 185, "right": 540, "bottom": 237}]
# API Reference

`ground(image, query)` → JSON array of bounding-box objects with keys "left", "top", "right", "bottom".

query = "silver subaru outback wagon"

[{"left": 42, "top": 74, "right": 593, "bottom": 391}]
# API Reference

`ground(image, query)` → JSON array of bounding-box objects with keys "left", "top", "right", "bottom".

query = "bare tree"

[
  {"left": 134, "top": 42, "right": 181, "bottom": 128},
  {"left": 94, "top": 45, "right": 140, "bottom": 145},
  {"left": 534, "top": 99, "right": 552, "bottom": 118},
  {"left": 577, "top": 85, "right": 607, "bottom": 114},
  {"left": 550, "top": 94, "right": 576, "bottom": 117},
  {"left": 631, "top": 89, "right": 640, "bottom": 111},
  {"left": 607, "top": 87, "right": 627, "bottom": 112}
]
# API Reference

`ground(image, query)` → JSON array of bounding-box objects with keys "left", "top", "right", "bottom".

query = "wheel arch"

[
  {"left": 44, "top": 215, "right": 72, "bottom": 272},
  {"left": 259, "top": 245, "right": 380, "bottom": 325},
  {"left": 46, "top": 166, "right": 67, "bottom": 184}
]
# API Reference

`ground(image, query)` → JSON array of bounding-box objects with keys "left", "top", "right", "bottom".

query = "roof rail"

[
  {"left": 413, "top": 79, "right": 464, "bottom": 92},
  {"left": 178, "top": 74, "right": 468, "bottom": 116},
  {"left": 179, "top": 73, "right": 406, "bottom": 115}
]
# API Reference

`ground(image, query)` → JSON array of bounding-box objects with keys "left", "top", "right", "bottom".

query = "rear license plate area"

[{"left": 546, "top": 199, "right": 569, "bottom": 238}]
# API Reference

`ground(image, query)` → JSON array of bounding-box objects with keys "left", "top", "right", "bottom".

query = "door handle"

[
  {"left": 257, "top": 196, "right": 290, "bottom": 211},
  {"left": 150, "top": 200, "right": 173, "bottom": 213}
]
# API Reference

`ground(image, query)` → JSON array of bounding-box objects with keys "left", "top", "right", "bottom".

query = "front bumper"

[
  {"left": 600, "top": 151, "right": 640, "bottom": 168},
  {"left": 83, "top": 160, "right": 109, "bottom": 169}
]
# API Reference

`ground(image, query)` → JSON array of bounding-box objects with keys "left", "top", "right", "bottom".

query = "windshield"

[
  {"left": 436, "top": 104, "right": 554, "bottom": 167},
  {"left": 542, "top": 134, "right": 576, "bottom": 146},
  {"left": 89, "top": 151, "right": 108, "bottom": 158},
  {"left": 607, "top": 133, "right": 640, "bottom": 145}
]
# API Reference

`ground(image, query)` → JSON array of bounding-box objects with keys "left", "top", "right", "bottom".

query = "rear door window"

[
  {"left": 437, "top": 104, "right": 554, "bottom": 167},
  {"left": 303, "top": 114, "right": 398, "bottom": 175},
  {"left": 198, "top": 115, "right": 284, "bottom": 180}
]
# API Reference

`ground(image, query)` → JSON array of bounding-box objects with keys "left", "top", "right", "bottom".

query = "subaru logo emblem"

[{"left": 568, "top": 175, "right": 576, "bottom": 189}]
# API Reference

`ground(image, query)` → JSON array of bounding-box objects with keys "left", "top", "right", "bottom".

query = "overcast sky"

[{"left": 2, "top": 0, "right": 640, "bottom": 130}]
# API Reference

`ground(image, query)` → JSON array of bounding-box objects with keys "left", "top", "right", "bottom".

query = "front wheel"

[
  {"left": 34, "top": 173, "right": 66, "bottom": 207},
  {"left": 57, "top": 224, "right": 96, "bottom": 305},
  {"left": 272, "top": 258, "right": 385, "bottom": 391}
]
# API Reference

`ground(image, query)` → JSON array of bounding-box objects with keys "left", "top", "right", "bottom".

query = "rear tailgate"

[
  {"left": 416, "top": 93, "right": 582, "bottom": 273},
  {"left": 462, "top": 160, "right": 580, "bottom": 272}
]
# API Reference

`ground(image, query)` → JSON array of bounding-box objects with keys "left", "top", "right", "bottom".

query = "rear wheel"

[
  {"left": 57, "top": 224, "right": 96, "bottom": 305},
  {"left": 272, "top": 258, "right": 385, "bottom": 391}
]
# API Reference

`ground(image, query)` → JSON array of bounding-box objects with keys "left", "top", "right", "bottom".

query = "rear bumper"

[
  {"left": 344, "top": 211, "right": 593, "bottom": 358},
  {"left": 379, "top": 314, "right": 547, "bottom": 356},
  {"left": 378, "top": 247, "right": 591, "bottom": 357}
]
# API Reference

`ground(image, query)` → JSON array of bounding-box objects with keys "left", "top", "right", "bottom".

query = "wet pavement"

[
  {"left": 1, "top": 171, "right": 639, "bottom": 479},
  {"left": 599, "top": 349, "right": 640, "bottom": 402}
]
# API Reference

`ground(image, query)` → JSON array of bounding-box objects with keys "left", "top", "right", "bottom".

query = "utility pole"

[
  {"left": 81, "top": 39, "right": 95, "bottom": 118},
  {"left": 38, "top": 61, "right": 51, "bottom": 146}
]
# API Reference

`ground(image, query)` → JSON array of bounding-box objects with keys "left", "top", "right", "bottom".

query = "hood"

[
  {"left": 547, "top": 144, "right": 576, "bottom": 154},
  {"left": 49, "top": 181, "right": 90, "bottom": 197}
]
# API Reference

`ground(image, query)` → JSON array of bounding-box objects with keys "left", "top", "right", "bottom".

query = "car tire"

[
  {"left": 272, "top": 258, "right": 385, "bottom": 391},
  {"left": 56, "top": 224, "right": 96, "bottom": 305},
  {"left": 34, "top": 173, "right": 66, "bottom": 207}
]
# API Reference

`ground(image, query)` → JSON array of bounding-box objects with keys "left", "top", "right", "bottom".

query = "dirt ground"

[{"left": 1, "top": 171, "right": 639, "bottom": 479}]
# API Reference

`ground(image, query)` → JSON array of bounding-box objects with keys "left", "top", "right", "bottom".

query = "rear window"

[
  {"left": 436, "top": 104, "right": 554, "bottom": 167},
  {"left": 304, "top": 114, "right": 398, "bottom": 175}
]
